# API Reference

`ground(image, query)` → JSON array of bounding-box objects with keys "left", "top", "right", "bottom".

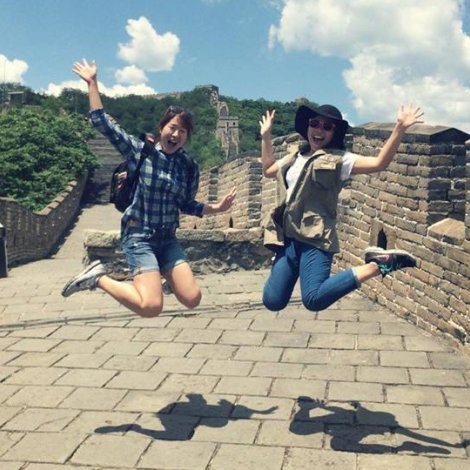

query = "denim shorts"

[{"left": 121, "top": 228, "right": 187, "bottom": 276}]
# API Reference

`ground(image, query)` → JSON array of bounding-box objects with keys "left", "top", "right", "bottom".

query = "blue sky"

[{"left": 2, "top": 0, "right": 470, "bottom": 131}]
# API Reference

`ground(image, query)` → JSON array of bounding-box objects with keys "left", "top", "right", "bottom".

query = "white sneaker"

[{"left": 61, "top": 260, "right": 106, "bottom": 297}]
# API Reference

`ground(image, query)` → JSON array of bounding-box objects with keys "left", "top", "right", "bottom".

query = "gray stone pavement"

[{"left": 0, "top": 205, "right": 470, "bottom": 469}]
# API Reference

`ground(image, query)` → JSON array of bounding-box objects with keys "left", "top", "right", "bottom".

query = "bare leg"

[
  {"left": 97, "top": 271, "right": 164, "bottom": 318},
  {"left": 164, "top": 262, "right": 201, "bottom": 309}
]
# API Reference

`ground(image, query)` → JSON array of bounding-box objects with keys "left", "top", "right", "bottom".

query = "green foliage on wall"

[{"left": 0, "top": 107, "right": 97, "bottom": 210}]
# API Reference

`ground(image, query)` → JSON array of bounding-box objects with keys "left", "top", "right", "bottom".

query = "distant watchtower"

[
  {"left": 197, "top": 85, "right": 240, "bottom": 160},
  {"left": 215, "top": 101, "right": 239, "bottom": 160}
]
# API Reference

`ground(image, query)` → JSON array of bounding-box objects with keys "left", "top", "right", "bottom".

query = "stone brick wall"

[
  {"left": 334, "top": 124, "right": 470, "bottom": 346},
  {"left": 180, "top": 156, "right": 264, "bottom": 230},
  {"left": 85, "top": 227, "right": 271, "bottom": 278},
  {"left": 179, "top": 167, "right": 219, "bottom": 230},
  {"left": 0, "top": 173, "right": 88, "bottom": 267}
]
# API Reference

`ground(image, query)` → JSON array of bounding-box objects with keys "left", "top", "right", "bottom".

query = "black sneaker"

[{"left": 364, "top": 247, "right": 417, "bottom": 277}]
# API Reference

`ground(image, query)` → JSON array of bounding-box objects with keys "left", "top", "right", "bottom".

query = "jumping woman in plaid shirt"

[{"left": 62, "top": 59, "right": 236, "bottom": 317}]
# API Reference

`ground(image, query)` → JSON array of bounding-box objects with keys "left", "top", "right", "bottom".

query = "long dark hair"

[{"left": 158, "top": 105, "right": 195, "bottom": 140}]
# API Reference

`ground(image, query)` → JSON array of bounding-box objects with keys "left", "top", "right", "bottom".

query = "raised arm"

[
  {"left": 351, "top": 104, "right": 424, "bottom": 175},
  {"left": 259, "top": 110, "right": 279, "bottom": 178},
  {"left": 72, "top": 59, "right": 103, "bottom": 111}
]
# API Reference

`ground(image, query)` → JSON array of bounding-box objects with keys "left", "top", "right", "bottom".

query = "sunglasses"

[{"left": 308, "top": 118, "right": 335, "bottom": 132}]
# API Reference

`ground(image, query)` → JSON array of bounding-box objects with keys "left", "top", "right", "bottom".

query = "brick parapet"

[
  {"left": 180, "top": 156, "right": 264, "bottom": 230},
  {"left": 335, "top": 123, "right": 470, "bottom": 347},
  {"left": 179, "top": 167, "right": 219, "bottom": 230},
  {"left": 352, "top": 124, "right": 469, "bottom": 227},
  {"left": 0, "top": 173, "right": 88, "bottom": 266}
]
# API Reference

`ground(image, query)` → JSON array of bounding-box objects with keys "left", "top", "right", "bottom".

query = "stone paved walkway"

[{"left": 0, "top": 204, "right": 469, "bottom": 469}]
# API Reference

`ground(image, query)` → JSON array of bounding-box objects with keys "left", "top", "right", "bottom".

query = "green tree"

[{"left": 0, "top": 108, "right": 97, "bottom": 210}]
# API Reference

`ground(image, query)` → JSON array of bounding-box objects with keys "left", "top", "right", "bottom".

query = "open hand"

[
  {"left": 72, "top": 58, "right": 97, "bottom": 84},
  {"left": 397, "top": 104, "right": 424, "bottom": 130},
  {"left": 259, "top": 110, "right": 276, "bottom": 138}
]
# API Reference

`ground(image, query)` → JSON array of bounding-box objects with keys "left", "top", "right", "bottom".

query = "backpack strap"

[
  {"left": 130, "top": 133, "right": 155, "bottom": 195},
  {"left": 136, "top": 134, "right": 154, "bottom": 171},
  {"left": 179, "top": 148, "right": 195, "bottom": 182}
]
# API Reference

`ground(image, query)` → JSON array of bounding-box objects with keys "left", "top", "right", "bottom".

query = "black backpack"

[{"left": 109, "top": 134, "right": 155, "bottom": 212}]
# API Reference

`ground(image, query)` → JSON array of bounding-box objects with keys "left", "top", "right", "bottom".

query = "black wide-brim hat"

[{"left": 295, "top": 104, "right": 349, "bottom": 140}]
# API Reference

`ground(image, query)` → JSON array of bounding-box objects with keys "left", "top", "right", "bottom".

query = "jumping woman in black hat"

[{"left": 260, "top": 103, "right": 423, "bottom": 312}]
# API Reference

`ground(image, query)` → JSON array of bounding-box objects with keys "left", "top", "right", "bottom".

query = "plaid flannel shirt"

[{"left": 90, "top": 109, "right": 204, "bottom": 234}]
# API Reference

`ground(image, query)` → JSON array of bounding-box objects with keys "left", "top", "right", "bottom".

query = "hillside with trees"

[
  {"left": 220, "top": 96, "right": 308, "bottom": 154},
  {"left": 0, "top": 107, "right": 96, "bottom": 210}
]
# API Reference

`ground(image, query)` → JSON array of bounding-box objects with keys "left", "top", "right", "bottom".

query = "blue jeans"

[{"left": 262, "top": 237, "right": 359, "bottom": 312}]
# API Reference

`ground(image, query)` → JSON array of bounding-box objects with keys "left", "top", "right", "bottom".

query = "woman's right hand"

[
  {"left": 72, "top": 59, "right": 97, "bottom": 84},
  {"left": 259, "top": 110, "right": 276, "bottom": 138}
]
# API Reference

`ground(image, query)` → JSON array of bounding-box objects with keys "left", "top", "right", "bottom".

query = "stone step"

[{"left": 86, "top": 134, "right": 123, "bottom": 204}]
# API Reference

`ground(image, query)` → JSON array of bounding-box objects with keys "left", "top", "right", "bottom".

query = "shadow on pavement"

[
  {"left": 290, "top": 396, "right": 467, "bottom": 455},
  {"left": 95, "top": 393, "right": 278, "bottom": 441}
]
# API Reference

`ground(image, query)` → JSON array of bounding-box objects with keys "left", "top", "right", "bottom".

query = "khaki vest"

[{"left": 264, "top": 148, "right": 345, "bottom": 253}]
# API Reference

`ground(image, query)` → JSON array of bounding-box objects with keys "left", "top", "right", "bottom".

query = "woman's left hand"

[
  {"left": 397, "top": 104, "right": 424, "bottom": 130},
  {"left": 215, "top": 187, "right": 237, "bottom": 213}
]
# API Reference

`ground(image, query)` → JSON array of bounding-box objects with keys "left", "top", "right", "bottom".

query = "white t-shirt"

[{"left": 282, "top": 151, "right": 358, "bottom": 201}]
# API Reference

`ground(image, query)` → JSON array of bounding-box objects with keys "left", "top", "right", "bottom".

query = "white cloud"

[
  {"left": 104, "top": 83, "right": 157, "bottom": 97},
  {"left": 269, "top": 0, "right": 470, "bottom": 131},
  {"left": 45, "top": 80, "right": 89, "bottom": 96},
  {"left": 0, "top": 54, "right": 28, "bottom": 83},
  {"left": 117, "top": 16, "right": 180, "bottom": 72},
  {"left": 45, "top": 79, "right": 157, "bottom": 98},
  {"left": 115, "top": 65, "right": 148, "bottom": 85}
]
